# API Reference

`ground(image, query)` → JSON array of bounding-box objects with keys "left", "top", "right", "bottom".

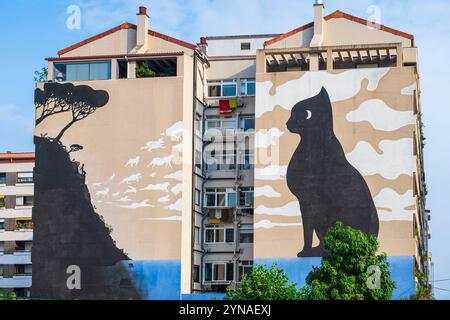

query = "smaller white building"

[{"left": 0, "top": 152, "right": 34, "bottom": 299}]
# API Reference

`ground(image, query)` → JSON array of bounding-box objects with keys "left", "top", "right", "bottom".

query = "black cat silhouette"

[{"left": 286, "top": 87, "right": 379, "bottom": 258}]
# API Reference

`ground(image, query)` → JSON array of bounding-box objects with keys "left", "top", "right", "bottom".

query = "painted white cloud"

[
  {"left": 158, "top": 195, "right": 171, "bottom": 203},
  {"left": 255, "top": 201, "right": 301, "bottom": 217},
  {"left": 346, "top": 99, "right": 415, "bottom": 131},
  {"left": 255, "top": 165, "right": 288, "bottom": 181},
  {"left": 172, "top": 143, "right": 183, "bottom": 153},
  {"left": 141, "top": 138, "right": 165, "bottom": 152},
  {"left": 109, "top": 174, "right": 116, "bottom": 181},
  {"left": 112, "top": 192, "right": 120, "bottom": 197},
  {"left": 125, "top": 186, "right": 137, "bottom": 194},
  {"left": 148, "top": 155, "right": 174, "bottom": 168},
  {"left": 149, "top": 172, "right": 157, "bottom": 178},
  {"left": 374, "top": 188, "right": 415, "bottom": 221},
  {"left": 164, "top": 170, "right": 183, "bottom": 181},
  {"left": 143, "top": 216, "right": 182, "bottom": 222},
  {"left": 256, "top": 68, "right": 390, "bottom": 118},
  {"left": 345, "top": 138, "right": 415, "bottom": 180},
  {"left": 255, "top": 185, "right": 281, "bottom": 198},
  {"left": 401, "top": 82, "right": 417, "bottom": 95},
  {"left": 164, "top": 121, "right": 184, "bottom": 141},
  {"left": 255, "top": 220, "right": 302, "bottom": 230},
  {"left": 171, "top": 184, "right": 183, "bottom": 195},
  {"left": 117, "top": 196, "right": 132, "bottom": 203},
  {"left": 166, "top": 199, "right": 182, "bottom": 212},
  {"left": 121, "top": 173, "right": 142, "bottom": 184},
  {"left": 141, "top": 183, "right": 170, "bottom": 192},
  {"left": 125, "top": 156, "right": 140, "bottom": 168},
  {"left": 92, "top": 182, "right": 102, "bottom": 188},
  {"left": 120, "top": 200, "right": 155, "bottom": 209},
  {"left": 255, "top": 128, "right": 285, "bottom": 148},
  {"left": 95, "top": 187, "right": 109, "bottom": 197}
]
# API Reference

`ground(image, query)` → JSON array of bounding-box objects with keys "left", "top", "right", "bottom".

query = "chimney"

[
  {"left": 136, "top": 6, "right": 149, "bottom": 53},
  {"left": 310, "top": 0, "right": 324, "bottom": 47}
]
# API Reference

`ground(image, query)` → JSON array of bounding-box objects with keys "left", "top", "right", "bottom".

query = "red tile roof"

[
  {"left": 0, "top": 152, "right": 35, "bottom": 163},
  {"left": 264, "top": 10, "right": 414, "bottom": 47},
  {"left": 57, "top": 22, "right": 196, "bottom": 56}
]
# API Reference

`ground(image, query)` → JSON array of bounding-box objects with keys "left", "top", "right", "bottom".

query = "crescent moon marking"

[{"left": 306, "top": 110, "right": 312, "bottom": 120}]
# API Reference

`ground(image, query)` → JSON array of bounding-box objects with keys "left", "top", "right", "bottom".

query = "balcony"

[
  {"left": 0, "top": 275, "right": 32, "bottom": 289},
  {"left": 261, "top": 42, "right": 413, "bottom": 73}
]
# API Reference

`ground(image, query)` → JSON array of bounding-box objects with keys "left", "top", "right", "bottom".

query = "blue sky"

[{"left": 1, "top": 0, "right": 449, "bottom": 299}]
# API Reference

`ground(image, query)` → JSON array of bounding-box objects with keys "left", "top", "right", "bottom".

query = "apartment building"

[
  {"left": 33, "top": 2, "right": 429, "bottom": 300},
  {"left": 0, "top": 152, "right": 34, "bottom": 299}
]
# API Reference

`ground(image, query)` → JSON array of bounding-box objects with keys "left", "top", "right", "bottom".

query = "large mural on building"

[
  {"left": 254, "top": 67, "right": 418, "bottom": 298},
  {"left": 287, "top": 87, "right": 379, "bottom": 257},
  {"left": 33, "top": 79, "right": 185, "bottom": 300}
]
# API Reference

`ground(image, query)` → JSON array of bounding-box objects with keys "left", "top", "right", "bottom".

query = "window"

[
  {"left": 205, "top": 188, "right": 236, "bottom": 208},
  {"left": 195, "top": 150, "right": 202, "bottom": 170},
  {"left": 193, "top": 265, "right": 200, "bottom": 283},
  {"left": 205, "top": 117, "right": 237, "bottom": 131},
  {"left": 239, "top": 136, "right": 255, "bottom": 170},
  {"left": 17, "top": 172, "right": 33, "bottom": 184},
  {"left": 136, "top": 58, "right": 177, "bottom": 78},
  {"left": 239, "top": 225, "right": 254, "bottom": 244},
  {"left": 0, "top": 219, "right": 4, "bottom": 230},
  {"left": 204, "top": 262, "right": 234, "bottom": 282},
  {"left": 208, "top": 80, "right": 237, "bottom": 98},
  {"left": 195, "top": 113, "right": 202, "bottom": 133},
  {"left": 16, "top": 219, "right": 33, "bottom": 231},
  {"left": 206, "top": 150, "right": 236, "bottom": 172},
  {"left": 241, "top": 42, "right": 251, "bottom": 51},
  {"left": 240, "top": 78, "right": 256, "bottom": 96},
  {"left": 0, "top": 265, "right": 3, "bottom": 277},
  {"left": 240, "top": 117, "right": 255, "bottom": 131},
  {"left": 16, "top": 196, "right": 34, "bottom": 207},
  {"left": 194, "top": 226, "right": 200, "bottom": 245},
  {"left": 238, "top": 261, "right": 253, "bottom": 282},
  {"left": 195, "top": 189, "right": 201, "bottom": 206},
  {"left": 0, "top": 173, "right": 6, "bottom": 185},
  {"left": 205, "top": 225, "right": 234, "bottom": 244},
  {"left": 54, "top": 61, "right": 111, "bottom": 81},
  {"left": 118, "top": 60, "right": 128, "bottom": 79},
  {"left": 239, "top": 187, "right": 254, "bottom": 208}
]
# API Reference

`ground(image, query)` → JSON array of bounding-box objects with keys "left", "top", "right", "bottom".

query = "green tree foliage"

[
  {"left": 0, "top": 292, "right": 17, "bottom": 300},
  {"left": 410, "top": 272, "right": 433, "bottom": 300},
  {"left": 34, "top": 67, "right": 48, "bottom": 82},
  {"left": 136, "top": 61, "right": 156, "bottom": 78},
  {"left": 224, "top": 264, "right": 301, "bottom": 300},
  {"left": 300, "top": 222, "right": 396, "bottom": 300}
]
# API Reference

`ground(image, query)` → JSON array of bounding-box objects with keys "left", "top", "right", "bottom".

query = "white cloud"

[
  {"left": 166, "top": 199, "right": 182, "bottom": 212},
  {"left": 401, "top": 82, "right": 417, "bottom": 95},
  {"left": 255, "top": 165, "right": 288, "bottom": 181},
  {"left": 346, "top": 99, "right": 416, "bottom": 131},
  {"left": 141, "top": 182, "right": 170, "bottom": 192},
  {"left": 141, "top": 138, "right": 165, "bottom": 153},
  {"left": 158, "top": 195, "right": 171, "bottom": 203},
  {"left": 374, "top": 188, "right": 415, "bottom": 221},
  {"left": 164, "top": 121, "right": 184, "bottom": 141},
  {"left": 255, "top": 220, "right": 302, "bottom": 230},
  {"left": 164, "top": 170, "right": 183, "bottom": 181},
  {"left": 171, "top": 184, "right": 183, "bottom": 195},
  {"left": 143, "top": 216, "right": 182, "bottom": 222},
  {"left": 255, "top": 128, "right": 284, "bottom": 148},
  {"left": 346, "top": 139, "right": 415, "bottom": 180},
  {"left": 95, "top": 187, "right": 109, "bottom": 197},
  {"left": 255, "top": 201, "right": 301, "bottom": 217},
  {"left": 256, "top": 68, "right": 389, "bottom": 118},
  {"left": 117, "top": 196, "right": 132, "bottom": 202},
  {"left": 120, "top": 200, "right": 154, "bottom": 209},
  {"left": 255, "top": 185, "right": 281, "bottom": 198},
  {"left": 125, "top": 186, "right": 137, "bottom": 194}
]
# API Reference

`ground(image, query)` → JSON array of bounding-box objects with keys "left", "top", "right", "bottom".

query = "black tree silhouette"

[{"left": 35, "top": 83, "right": 109, "bottom": 141}]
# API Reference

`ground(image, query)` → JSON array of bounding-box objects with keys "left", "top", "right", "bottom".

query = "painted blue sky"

[{"left": 1, "top": 0, "right": 449, "bottom": 299}]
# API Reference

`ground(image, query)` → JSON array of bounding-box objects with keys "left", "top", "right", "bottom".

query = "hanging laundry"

[
  {"left": 229, "top": 98, "right": 238, "bottom": 109},
  {"left": 219, "top": 99, "right": 233, "bottom": 115}
]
